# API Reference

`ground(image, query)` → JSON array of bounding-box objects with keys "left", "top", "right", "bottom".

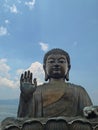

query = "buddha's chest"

[
  {"left": 42, "top": 86, "right": 78, "bottom": 117},
  {"left": 42, "top": 88, "right": 64, "bottom": 107}
]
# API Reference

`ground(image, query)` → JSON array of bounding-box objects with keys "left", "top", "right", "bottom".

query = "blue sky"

[{"left": 0, "top": 0, "right": 98, "bottom": 104}]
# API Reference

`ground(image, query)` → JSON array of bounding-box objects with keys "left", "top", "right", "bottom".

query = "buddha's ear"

[
  {"left": 65, "top": 65, "right": 71, "bottom": 81},
  {"left": 43, "top": 64, "right": 49, "bottom": 81},
  {"left": 65, "top": 72, "right": 69, "bottom": 81}
]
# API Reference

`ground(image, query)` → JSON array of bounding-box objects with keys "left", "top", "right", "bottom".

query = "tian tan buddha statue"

[{"left": 1, "top": 48, "right": 98, "bottom": 130}]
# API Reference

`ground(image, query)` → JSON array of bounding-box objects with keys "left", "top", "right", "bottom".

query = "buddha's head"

[{"left": 43, "top": 48, "right": 71, "bottom": 81}]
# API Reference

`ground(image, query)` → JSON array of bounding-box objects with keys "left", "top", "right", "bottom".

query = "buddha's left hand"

[{"left": 83, "top": 106, "right": 98, "bottom": 118}]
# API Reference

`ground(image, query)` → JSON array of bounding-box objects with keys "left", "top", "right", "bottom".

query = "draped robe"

[{"left": 18, "top": 81, "right": 92, "bottom": 118}]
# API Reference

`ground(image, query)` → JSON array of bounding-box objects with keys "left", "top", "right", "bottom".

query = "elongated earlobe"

[
  {"left": 43, "top": 64, "right": 49, "bottom": 81},
  {"left": 65, "top": 65, "right": 71, "bottom": 81},
  {"left": 45, "top": 71, "right": 49, "bottom": 81},
  {"left": 65, "top": 72, "right": 69, "bottom": 81}
]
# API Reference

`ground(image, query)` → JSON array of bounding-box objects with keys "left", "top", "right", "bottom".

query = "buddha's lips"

[{"left": 52, "top": 67, "right": 61, "bottom": 71}]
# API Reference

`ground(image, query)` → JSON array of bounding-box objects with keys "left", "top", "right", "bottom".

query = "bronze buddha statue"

[{"left": 1, "top": 48, "right": 98, "bottom": 130}]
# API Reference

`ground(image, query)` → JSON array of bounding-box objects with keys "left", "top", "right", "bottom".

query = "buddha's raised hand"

[{"left": 20, "top": 70, "right": 37, "bottom": 95}]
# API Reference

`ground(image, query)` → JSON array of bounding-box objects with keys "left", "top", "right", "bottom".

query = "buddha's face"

[{"left": 45, "top": 54, "right": 68, "bottom": 79}]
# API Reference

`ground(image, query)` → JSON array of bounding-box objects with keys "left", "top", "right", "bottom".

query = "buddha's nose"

[
  {"left": 54, "top": 61, "right": 59, "bottom": 67},
  {"left": 54, "top": 64, "right": 59, "bottom": 68}
]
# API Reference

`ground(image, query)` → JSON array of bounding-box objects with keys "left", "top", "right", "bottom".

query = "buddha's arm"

[
  {"left": 79, "top": 88, "right": 98, "bottom": 119},
  {"left": 83, "top": 105, "right": 98, "bottom": 118},
  {"left": 78, "top": 86, "right": 93, "bottom": 116},
  {"left": 17, "top": 71, "right": 37, "bottom": 117}
]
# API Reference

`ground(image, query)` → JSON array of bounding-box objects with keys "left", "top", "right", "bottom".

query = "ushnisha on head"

[{"left": 43, "top": 48, "right": 71, "bottom": 81}]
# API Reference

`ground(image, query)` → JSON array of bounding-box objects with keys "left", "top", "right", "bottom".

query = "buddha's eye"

[
  {"left": 58, "top": 60, "right": 66, "bottom": 63},
  {"left": 48, "top": 60, "right": 55, "bottom": 63}
]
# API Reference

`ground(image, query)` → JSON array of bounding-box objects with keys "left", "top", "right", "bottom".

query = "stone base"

[{"left": 1, "top": 117, "right": 98, "bottom": 130}]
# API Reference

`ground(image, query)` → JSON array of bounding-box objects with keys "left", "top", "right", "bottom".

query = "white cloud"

[
  {"left": 0, "top": 26, "right": 8, "bottom": 36},
  {"left": 39, "top": 42, "right": 49, "bottom": 52},
  {"left": 3, "top": 0, "right": 21, "bottom": 14},
  {"left": 5, "top": 19, "right": 10, "bottom": 24},
  {"left": 10, "top": 4, "right": 18, "bottom": 14},
  {"left": 0, "top": 58, "right": 19, "bottom": 88},
  {"left": 27, "top": 62, "right": 44, "bottom": 85},
  {"left": 16, "top": 62, "right": 45, "bottom": 86},
  {"left": 0, "top": 59, "right": 10, "bottom": 78},
  {"left": 0, "top": 76, "right": 19, "bottom": 88},
  {"left": 25, "top": 0, "right": 35, "bottom": 10},
  {"left": 16, "top": 69, "right": 25, "bottom": 76},
  {"left": 16, "top": 62, "right": 45, "bottom": 85}
]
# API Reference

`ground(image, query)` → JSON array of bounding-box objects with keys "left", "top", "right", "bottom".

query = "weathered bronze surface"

[
  {"left": 1, "top": 48, "right": 98, "bottom": 130},
  {"left": 1, "top": 117, "right": 98, "bottom": 130},
  {"left": 18, "top": 48, "right": 93, "bottom": 118}
]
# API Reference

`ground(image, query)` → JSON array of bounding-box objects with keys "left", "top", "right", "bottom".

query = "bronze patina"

[
  {"left": 18, "top": 48, "right": 93, "bottom": 118},
  {"left": 1, "top": 48, "right": 98, "bottom": 130}
]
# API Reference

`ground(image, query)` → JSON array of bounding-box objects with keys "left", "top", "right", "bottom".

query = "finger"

[
  {"left": 24, "top": 71, "right": 27, "bottom": 82},
  {"left": 20, "top": 73, "right": 24, "bottom": 84},
  {"left": 27, "top": 70, "right": 30, "bottom": 82},
  {"left": 34, "top": 78, "right": 36, "bottom": 83},
  {"left": 34, "top": 78, "right": 37, "bottom": 87},
  {"left": 30, "top": 73, "right": 33, "bottom": 83},
  {"left": 28, "top": 70, "right": 30, "bottom": 76}
]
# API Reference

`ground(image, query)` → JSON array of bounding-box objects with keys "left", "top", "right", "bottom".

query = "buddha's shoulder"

[
  {"left": 35, "top": 83, "right": 48, "bottom": 91},
  {"left": 67, "top": 82, "right": 86, "bottom": 91}
]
